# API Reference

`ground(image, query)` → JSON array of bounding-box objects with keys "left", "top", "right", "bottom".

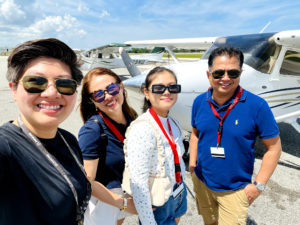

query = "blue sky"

[{"left": 0, "top": 0, "right": 300, "bottom": 50}]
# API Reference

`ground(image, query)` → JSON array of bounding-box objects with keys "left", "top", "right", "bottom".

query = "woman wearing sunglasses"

[
  {"left": 78, "top": 67, "right": 137, "bottom": 225},
  {"left": 123, "top": 67, "right": 187, "bottom": 225},
  {"left": 0, "top": 38, "right": 91, "bottom": 225}
]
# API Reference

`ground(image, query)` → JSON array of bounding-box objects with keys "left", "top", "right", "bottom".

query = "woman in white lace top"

[{"left": 124, "top": 67, "right": 187, "bottom": 225}]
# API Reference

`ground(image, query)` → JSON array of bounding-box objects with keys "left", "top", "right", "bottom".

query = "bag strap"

[
  {"left": 92, "top": 118, "right": 110, "bottom": 183},
  {"left": 124, "top": 116, "right": 167, "bottom": 177},
  {"left": 93, "top": 119, "right": 108, "bottom": 147}
]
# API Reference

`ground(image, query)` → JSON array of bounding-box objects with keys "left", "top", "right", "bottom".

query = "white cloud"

[
  {"left": 0, "top": 0, "right": 26, "bottom": 23},
  {"left": 99, "top": 9, "right": 110, "bottom": 18},
  {"left": 31, "top": 15, "right": 74, "bottom": 33},
  {"left": 77, "top": 2, "right": 90, "bottom": 13},
  {"left": 26, "top": 14, "right": 87, "bottom": 38}
]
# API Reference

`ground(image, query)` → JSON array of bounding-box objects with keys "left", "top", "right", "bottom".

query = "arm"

[
  {"left": 84, "top": 159, "right": 137, "bottom": 214},
  {"left": 189, "top": 127, "right": 199, "bottom": 173},
  {"left": 244, "top": 135, "right": 282, "bottom": 204}
]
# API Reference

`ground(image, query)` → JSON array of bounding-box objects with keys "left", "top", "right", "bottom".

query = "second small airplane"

[{"left": 78, "top": 43, "right": 165, "bottom": 70}]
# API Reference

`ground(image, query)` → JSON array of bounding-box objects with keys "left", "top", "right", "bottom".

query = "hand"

[
  {"left": 125, "top": 197, "right": 137, "bottom": 214},
  {"left": 244, "top": 183, "right": 262, "bottom": 205},
  {"left": 189, "top": 163, "right": 196, "bottom": 174}
]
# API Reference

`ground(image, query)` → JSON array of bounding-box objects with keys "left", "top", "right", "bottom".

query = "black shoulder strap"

[
  {"left": 92, "top": 119, "right": 109, "bottom": 184},
  {"left": 93, "top": 119, "right": 108, "bottom": 147}
]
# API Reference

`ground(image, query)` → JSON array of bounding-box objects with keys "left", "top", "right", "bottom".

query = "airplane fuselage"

[{"left": 123, "top": 31, "right": 300, "bottom": 141}]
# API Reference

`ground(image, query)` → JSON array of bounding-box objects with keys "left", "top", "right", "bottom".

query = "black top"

[
  {"left": 0, "top": 122, "right": 89, "bottom": 225},
  {"left": 78, "top": 113, "right": 131, "bottom": 189}
]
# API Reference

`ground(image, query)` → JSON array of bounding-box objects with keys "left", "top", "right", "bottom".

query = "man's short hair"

[
  {"left": 208, "top": 46, "right": 244, "bottom": 69},
  {"left": 6, "top": 38, "right": 83, "bottom": 84}
]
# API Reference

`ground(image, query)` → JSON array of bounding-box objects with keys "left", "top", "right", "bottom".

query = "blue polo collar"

[{"left": 207, "top": 86, "right": 247, "bottom": 110}]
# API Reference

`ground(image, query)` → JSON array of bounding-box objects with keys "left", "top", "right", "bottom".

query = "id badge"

[
  {"left": 172, "top": 183, "right": 184, "bottom": 199},
  {"left": 210, "top": 147, "right": 225, "bottom": 158}
]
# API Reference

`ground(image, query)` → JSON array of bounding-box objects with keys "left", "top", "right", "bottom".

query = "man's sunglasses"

[
  {"left": 20, "top": 75, "right": 78, "bottom": 95},
  {"left": 151, "top": 84, "right": 181, "bottom": 94},
  {"left": 90, "top": 82, "right": 120, "bottom": 103},
  {"left": 210, "top": 69, "right": 241, "bottom": 79}
]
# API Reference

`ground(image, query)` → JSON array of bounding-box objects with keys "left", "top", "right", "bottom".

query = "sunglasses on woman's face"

[
  {"left": 20, "top": 75, "right": 78, "bottom": 95},
  {"left": 90, "top": 82, "right": 120, "bottom": 103},
  {"left": 210, "top": 69, "right": 241, "bottom": 79},
  {"left": 151, "top": 84, "right": 181, "bottom": 94}
]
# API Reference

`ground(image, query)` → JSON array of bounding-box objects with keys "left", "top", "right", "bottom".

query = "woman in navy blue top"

[{"left": 78, "top": 67, "right": 137, "bottom": 225}]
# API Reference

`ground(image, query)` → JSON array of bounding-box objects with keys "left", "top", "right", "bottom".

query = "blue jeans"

[{"left": 140, "top": 183, "right": 187, "bottom": 225}]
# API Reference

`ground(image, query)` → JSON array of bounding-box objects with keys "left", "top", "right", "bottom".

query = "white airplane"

[
  {"left": 78, "top": 43, "right": 165, "bottom": 70},
  {"left": 121, "top": 30, "right": 300, "bottom": 149}
]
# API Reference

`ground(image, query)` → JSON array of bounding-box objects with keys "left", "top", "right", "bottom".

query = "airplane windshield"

[{"left": 202, "top": 33, "right": 281, "bottom": 74}]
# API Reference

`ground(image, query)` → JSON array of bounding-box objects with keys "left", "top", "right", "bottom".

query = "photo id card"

[
  {"left": 172, "top": 183, "right": 184, "bottom": 199},
  {"left": 210, "top": 147, "right": 225, "bottom": 158}
]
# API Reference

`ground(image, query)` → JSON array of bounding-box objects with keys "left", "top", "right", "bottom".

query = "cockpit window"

[
  {"left": 202, "top": 33, "right": 281, "bottom": 74},
  {"left": 280, "top": 50, "right": 300, "bottom": 75}
]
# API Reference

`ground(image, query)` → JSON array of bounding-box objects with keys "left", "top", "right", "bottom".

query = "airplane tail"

[
  {"left": 150, "top": 47, "right": 165, "bottom": 54},
  {"left": 119, "top": 47, "right": 141, "bottom": 77}
]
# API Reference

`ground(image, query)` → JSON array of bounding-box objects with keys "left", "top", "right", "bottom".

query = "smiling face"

[
  {"left": 10, "top": 57, "right": 77, "bottom": 138},
  {"left": 144, "top": 70, "right": 178, "bottom": 117},
  {"left": 207, "top": 55, "right": 241, "bottom": 105},
  {"left": 88, "top": 74, "right": 124, "bottom": 117}
]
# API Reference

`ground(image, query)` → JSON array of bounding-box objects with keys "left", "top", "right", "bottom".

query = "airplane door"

[{"left": 270, "top": 46, "right": 300, "bottom": 121}]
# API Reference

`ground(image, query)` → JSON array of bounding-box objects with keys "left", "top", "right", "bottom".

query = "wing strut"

[
  {"left": 165, "top": 47, "right": 179, "bottom": 64},
  {"left": 119, "top": 47, "right": 141, "bottom": 77}
]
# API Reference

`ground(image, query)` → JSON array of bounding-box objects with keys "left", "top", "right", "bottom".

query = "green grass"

[{"left": 163, "top": 53, "right": 203, "bottom": 58}]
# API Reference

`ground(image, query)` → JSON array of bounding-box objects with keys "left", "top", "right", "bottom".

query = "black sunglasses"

[
  {"left": 210, "top": 69, "right": 241, "bottom": 79},
  {"left": 151, "top": 84, "right": 181, "bottom": 94},
  {"left": 20, "top": 75, "right": 77, "bottom": 95},
  {"left": 90, "top": 82, "right": 120, "bottom": 103}
]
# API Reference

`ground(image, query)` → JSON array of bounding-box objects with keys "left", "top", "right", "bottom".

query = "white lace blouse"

[{"left": 125, "top": 110, "right": 186, "bottom": 225}]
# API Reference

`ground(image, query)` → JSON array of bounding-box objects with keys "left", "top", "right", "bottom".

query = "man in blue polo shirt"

[{"left": 189, "top": 46, "right": 282, "bottom": 225}]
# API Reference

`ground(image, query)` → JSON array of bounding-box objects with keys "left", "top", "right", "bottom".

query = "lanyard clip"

[{"left": 175, "top": 163, "right": 181, "bottom": 173}]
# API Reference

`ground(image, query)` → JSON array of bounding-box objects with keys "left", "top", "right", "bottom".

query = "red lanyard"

[
  {"left": 98, "top": 111, "right": 124, "bottom": 144},
  {"left": 149, "top": 107, "right": 181, "bottom": 183},
  {"left": 207, "top": 87, "right": 243, "bottom": 147}
]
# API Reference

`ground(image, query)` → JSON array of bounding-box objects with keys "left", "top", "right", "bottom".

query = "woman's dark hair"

[
  {"left": 80, "top": 67, "right": 137, "bottom": 123},
  {"left": 6, "top": 38, "right": 83, "bottom": 83},
  {"left": 142, "top": 66, "right": 177, "bottom": 112}
]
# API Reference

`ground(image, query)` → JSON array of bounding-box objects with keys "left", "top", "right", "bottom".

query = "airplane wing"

[
  {"left": 85, "top": 43, "right": 131, "bottom": 55},
  {"left": 125, "top": 37, "right": 217, "bottom": 51},
  {"left": 273, "top": 30, "right": 300, "bottom": 47}
]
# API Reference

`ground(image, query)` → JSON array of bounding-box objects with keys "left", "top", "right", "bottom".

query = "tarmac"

[{"left": 0, "top": 56, "right": 299, "bottom": 225}]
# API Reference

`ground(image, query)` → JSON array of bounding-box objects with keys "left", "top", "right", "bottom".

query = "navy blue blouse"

[{"left": 78, "top": 113, "right": 131, "bottom": 189}]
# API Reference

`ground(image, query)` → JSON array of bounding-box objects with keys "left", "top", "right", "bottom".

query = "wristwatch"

[
  {"left": 121, "top": 198, "right": 127, "bottom": 211},
  {"left": 254, "top": 181, "right": 265, "bottom": 191}
]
